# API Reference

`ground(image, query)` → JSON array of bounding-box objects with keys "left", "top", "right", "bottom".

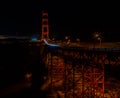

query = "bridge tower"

[{"left": 42, "top": 11, "right": 49, "bottom": 39}]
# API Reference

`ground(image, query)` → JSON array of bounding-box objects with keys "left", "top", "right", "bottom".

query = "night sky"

[{"left": 0, "top": 1, "right": 120, "bottom": 41}]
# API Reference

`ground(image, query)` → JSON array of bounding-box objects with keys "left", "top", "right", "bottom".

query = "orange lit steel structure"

[
  {"left": 44, "top": 47, "right": 105, "bottom": 98},
  {"left": 42, "top": 11, "right": 49, "bottom": 39},
  {"left": 40, "top": 11, "right": 120, "bottom": 98},
  {"left": 43, "top": 46, "right": 120, "bottom": 98}
]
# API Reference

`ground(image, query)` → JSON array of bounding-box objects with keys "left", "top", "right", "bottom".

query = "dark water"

[
  {"left": 0, "top": 39, "right": 47, "bottom": 97},
  {"left": 0, "top": 42, "right": 25, "bottom": 89},
  {"left": 5, "top": 88, "right": 46, "bottom": 97}
]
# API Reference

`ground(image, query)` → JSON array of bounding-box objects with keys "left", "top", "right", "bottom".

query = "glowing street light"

[
  {"left": 95, "top": 33, "right": 99, "bottom": 38},
  {"left": 94, "top": 32, "right": 101, "bottom": 38},
  {"left": 93, "top": 32, "right": 102, "bottom": 48},
  {"left": 97, "top": 37, "right": 102, "bottom": 48}
]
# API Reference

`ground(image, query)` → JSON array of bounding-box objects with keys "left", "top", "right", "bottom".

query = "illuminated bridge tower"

[{"left": 42, "top": 11, "right": 49, "bottom": 39}]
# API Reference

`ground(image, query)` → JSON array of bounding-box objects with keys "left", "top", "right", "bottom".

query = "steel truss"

[{"left": 45, "top": 47, "right": 120, "bottom": 98}]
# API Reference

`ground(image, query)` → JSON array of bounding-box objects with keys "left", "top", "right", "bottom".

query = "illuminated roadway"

[{"left": 43, "top": 39, "right": 120, "bottom": 49}]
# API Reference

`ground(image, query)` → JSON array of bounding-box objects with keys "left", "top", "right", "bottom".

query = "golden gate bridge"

[
  {"left": 39, "top": 11, "right": 120, "bottom": 98},
  {"left": 0, "top": 11, "right": 120, "bottom": 98}
]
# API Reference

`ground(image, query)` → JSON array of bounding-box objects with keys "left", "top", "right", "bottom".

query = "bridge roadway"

[
  {"left": 57, "top": 41, "right": 120, "bottom": 48},
  {"left": 42, "top": 40, "right": 120, "bottom": 52},
  {"left": 30, "top": 39, "right": 120, "bottom": 48}
]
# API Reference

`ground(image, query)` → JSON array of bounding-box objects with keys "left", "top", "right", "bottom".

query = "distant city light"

[{"left": 31, "top": 37, "right": 38, "bottom": 40}]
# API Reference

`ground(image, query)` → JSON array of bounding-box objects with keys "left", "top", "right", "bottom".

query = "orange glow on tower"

[{"left": 42, "top": 11, "right": 49, "bottom": 39}]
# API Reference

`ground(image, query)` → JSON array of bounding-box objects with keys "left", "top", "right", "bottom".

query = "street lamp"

[
  {"left": 95, "top": 33, "right": 99, "bottom": 38},
  {"left": 76, "top": 38, "right": 80, "bottom": 46},
  {"left": 93, "top": 32, "right": 102, "bottom": 48},
  {"left": 97, "top": 37, "right": 102, "bottom": 48}
]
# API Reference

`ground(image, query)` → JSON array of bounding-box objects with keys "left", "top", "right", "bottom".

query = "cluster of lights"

[{"left": 94, "top": 32, "right": 102, "bottom": 40}]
